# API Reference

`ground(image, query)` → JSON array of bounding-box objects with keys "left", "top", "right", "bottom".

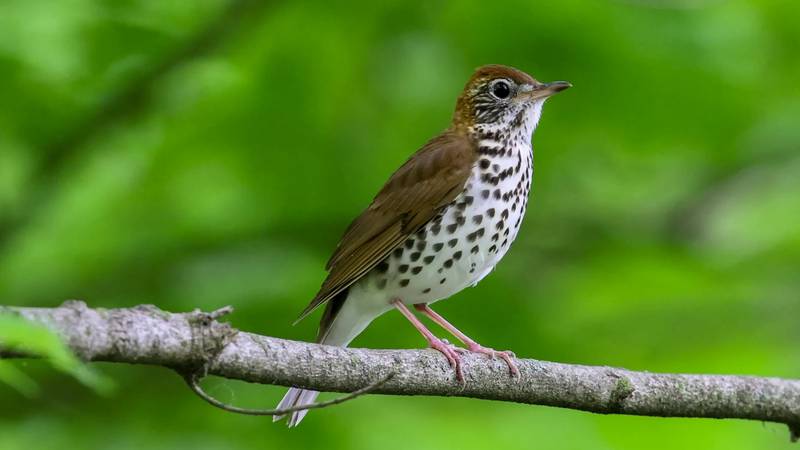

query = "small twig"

[
  {"left": 183, "top": 372, "right": 395, "bottom": 417},
  {"left": 207, "top": 306, "right": 234, "bottom": 321}
]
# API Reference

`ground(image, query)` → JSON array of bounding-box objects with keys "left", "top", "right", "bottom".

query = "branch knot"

[
  {"left": 606, "top": 370, "right": 635, "bottom": 413},
  {"left": 186, "top": 306, "right": 238, "bottom": 374}
]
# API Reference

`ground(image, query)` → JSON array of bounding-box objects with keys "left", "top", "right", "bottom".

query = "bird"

[{"left": 274, "top": 64, "right": 570, "bottom": 427}]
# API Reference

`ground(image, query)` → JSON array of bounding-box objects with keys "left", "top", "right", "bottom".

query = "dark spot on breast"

[
  {"left": 477, "top": 146, "right": 498, "bottom": 156},
  {"left": 479, "top": 159, "right": 490, "bottom": 170},
  {"left": 376, "top": 261, "right": 389, "bottom": 273},
  {"left": 399, "top": 279, "right": 410, "bottom": 287},
  {"left": 448, "top": 238, "right": 458, "bottom": 247},
  {"left": 482, "top": 190, "right": 490, "bottom": 199},
  {"left": 440, "top": 278, "right": 447, "bottom": 284},
  {"left": 411, "top": 266, "right": 422, "bottom": 275},
  {"left": 488, "top": 244, "right": 497, "bottom": 253},
  {"left": 410, "top": 252, "right": 421, "bottom": 262},
  {"left": 446, "top": 223, "right": 458, "bottom": 234},
  {"left": 453, "top": 251, "right": 462, "bottom": 260},
  {"left": 471, "top": 245, "right": 479, "bottom": 254},
  {"left": 431, "top": 223, "right": 441, "bottom": 235},
  {"left": 487, "top": 208, "right": 496, "bottom": 218},
  {"left": 491, "top": 233, "right": 499, "bottom": 242},
  {"left": 496, "top": 220, "right": 505, "bottom": 230},
  {"left": 399, "top": 264, "right": 409, "bottom": 273},
  {"left": 456, "top": 216, "right": 465, "bottom": 226},
  {"left": 493, "top": 189, "right": 501, "bottom": 200},
  {"left": 423, "top": 255, "right": 435, "bottom": 264},
  {"left": 405, "top": 240, "right": 414, "bottom": 250},
  {"left": 472, "top": 215, "right": 483, "bottom": 225},
  {"left": 511, "top": 109, "right": 525, "bottom": 128},
  {"left": 377, "top": 278, "right": 387, "bottom": 289},
  {"left": 443, "top": 259, "right": 453, "bottom": 269},
  {"left": 422, "top": 288, "right": 431, "bottom": 294},
  {"left": 464, "top": 196, "right": 474, "bottom": 205},
  {"left": 416, "top": 241, "right": 427, "bottom": 251},
  {"left": 432, "top": 243, "right": 444, "bottom": 251},
  {"left": 393, "top": 248, "right": 404, "bottom": 258}
]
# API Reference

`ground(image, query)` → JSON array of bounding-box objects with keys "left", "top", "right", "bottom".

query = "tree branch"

[{"left": 1, "top": 301, "right": 798, "bottom": 441}]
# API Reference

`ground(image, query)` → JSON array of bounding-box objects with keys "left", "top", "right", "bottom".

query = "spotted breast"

[{"left": 358, "top": 124, "right": 533, "bottom": 308}]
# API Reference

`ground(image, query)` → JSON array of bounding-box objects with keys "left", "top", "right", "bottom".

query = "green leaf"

[
  {"left": 0, "top": 361, "right": 39, "bottom": 397},
  {"left": 0, "top": 314, "right": 114, "bottom": 395}
]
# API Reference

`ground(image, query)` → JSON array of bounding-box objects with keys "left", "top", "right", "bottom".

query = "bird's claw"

[
  {"left": 466, "top": 344, "right": 520, "bottom": 378},
  {"left": 427, "top": 338, "right": 465, "bottom": 383},
  {"left": 427, "top": 337, "right": 519, "bottom": 382}
]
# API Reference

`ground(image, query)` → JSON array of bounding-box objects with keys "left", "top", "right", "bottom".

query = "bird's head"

[{"left": 452, "top": 64, "right": 570, "bottom": 136}]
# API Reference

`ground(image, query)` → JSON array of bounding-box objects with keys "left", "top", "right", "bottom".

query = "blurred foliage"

[
  {"left": 0, "top": 0, "right": 799, "bottom": 448},
  {"left": 0, "top": 314, "right": 112, "bottom": 396}
]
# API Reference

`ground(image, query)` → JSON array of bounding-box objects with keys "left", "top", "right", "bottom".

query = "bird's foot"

[
  {"left": 426, "top": 337, "right": 465, "bottom": 383},
  {"left": 465, "top": 343, "right": 519, "bottom": 377}
]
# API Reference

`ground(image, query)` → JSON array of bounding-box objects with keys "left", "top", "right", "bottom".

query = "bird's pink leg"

[
  {"left": 414, "top": 304, "right": 519, "bottom": 377},
  {"left": 391, "top": 299, "right": 464, "bottom": 382}
]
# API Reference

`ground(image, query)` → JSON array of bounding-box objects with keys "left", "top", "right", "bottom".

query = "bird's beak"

[{"left": 527, "top": 81, "right": 572, "bottom": 100}]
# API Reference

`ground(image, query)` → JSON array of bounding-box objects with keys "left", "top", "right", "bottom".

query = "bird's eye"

[{"left": 490, "top": 80, "right": 512, "bottom": 100}]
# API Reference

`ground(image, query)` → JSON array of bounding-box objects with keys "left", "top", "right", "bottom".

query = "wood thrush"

[{"left": 275, "top": 64, "right": 570, "bottom": 426}]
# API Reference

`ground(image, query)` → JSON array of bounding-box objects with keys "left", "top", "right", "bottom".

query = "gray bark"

[{"left": 1, "top": 301, "right": 798, "bottom": 441}]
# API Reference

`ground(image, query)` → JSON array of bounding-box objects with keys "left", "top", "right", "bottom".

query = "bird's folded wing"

[{"left": 294, "top": 130, "right": 476, "bottom": 323}]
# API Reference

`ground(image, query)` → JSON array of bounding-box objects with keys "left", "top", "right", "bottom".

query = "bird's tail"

[
  {"left": 273, "top": 291, "right": 376, "bottom": 427},
  {"left": 273, "top": 387, "right": 320, "bottom": 427}
]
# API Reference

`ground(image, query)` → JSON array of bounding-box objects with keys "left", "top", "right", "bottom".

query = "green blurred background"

[{"left": 1, "top": 0, "right": 799, "bottom": 448}]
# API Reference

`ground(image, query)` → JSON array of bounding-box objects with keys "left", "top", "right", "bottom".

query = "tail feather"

[
  {"left": 274, "top": 288, "right": 380, "bottom": 427},
  {"left": 273, "top": 387, "right": 320, "bottom": 427}
]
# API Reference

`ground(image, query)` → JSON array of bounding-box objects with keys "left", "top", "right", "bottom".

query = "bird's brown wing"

[{"left": 294, "top": 130, "right": 476, "bottom": 323}]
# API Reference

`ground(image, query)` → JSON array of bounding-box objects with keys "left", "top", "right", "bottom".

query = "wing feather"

[{"left": 295, "top": 130, "right": 475, "bottom": 323}]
